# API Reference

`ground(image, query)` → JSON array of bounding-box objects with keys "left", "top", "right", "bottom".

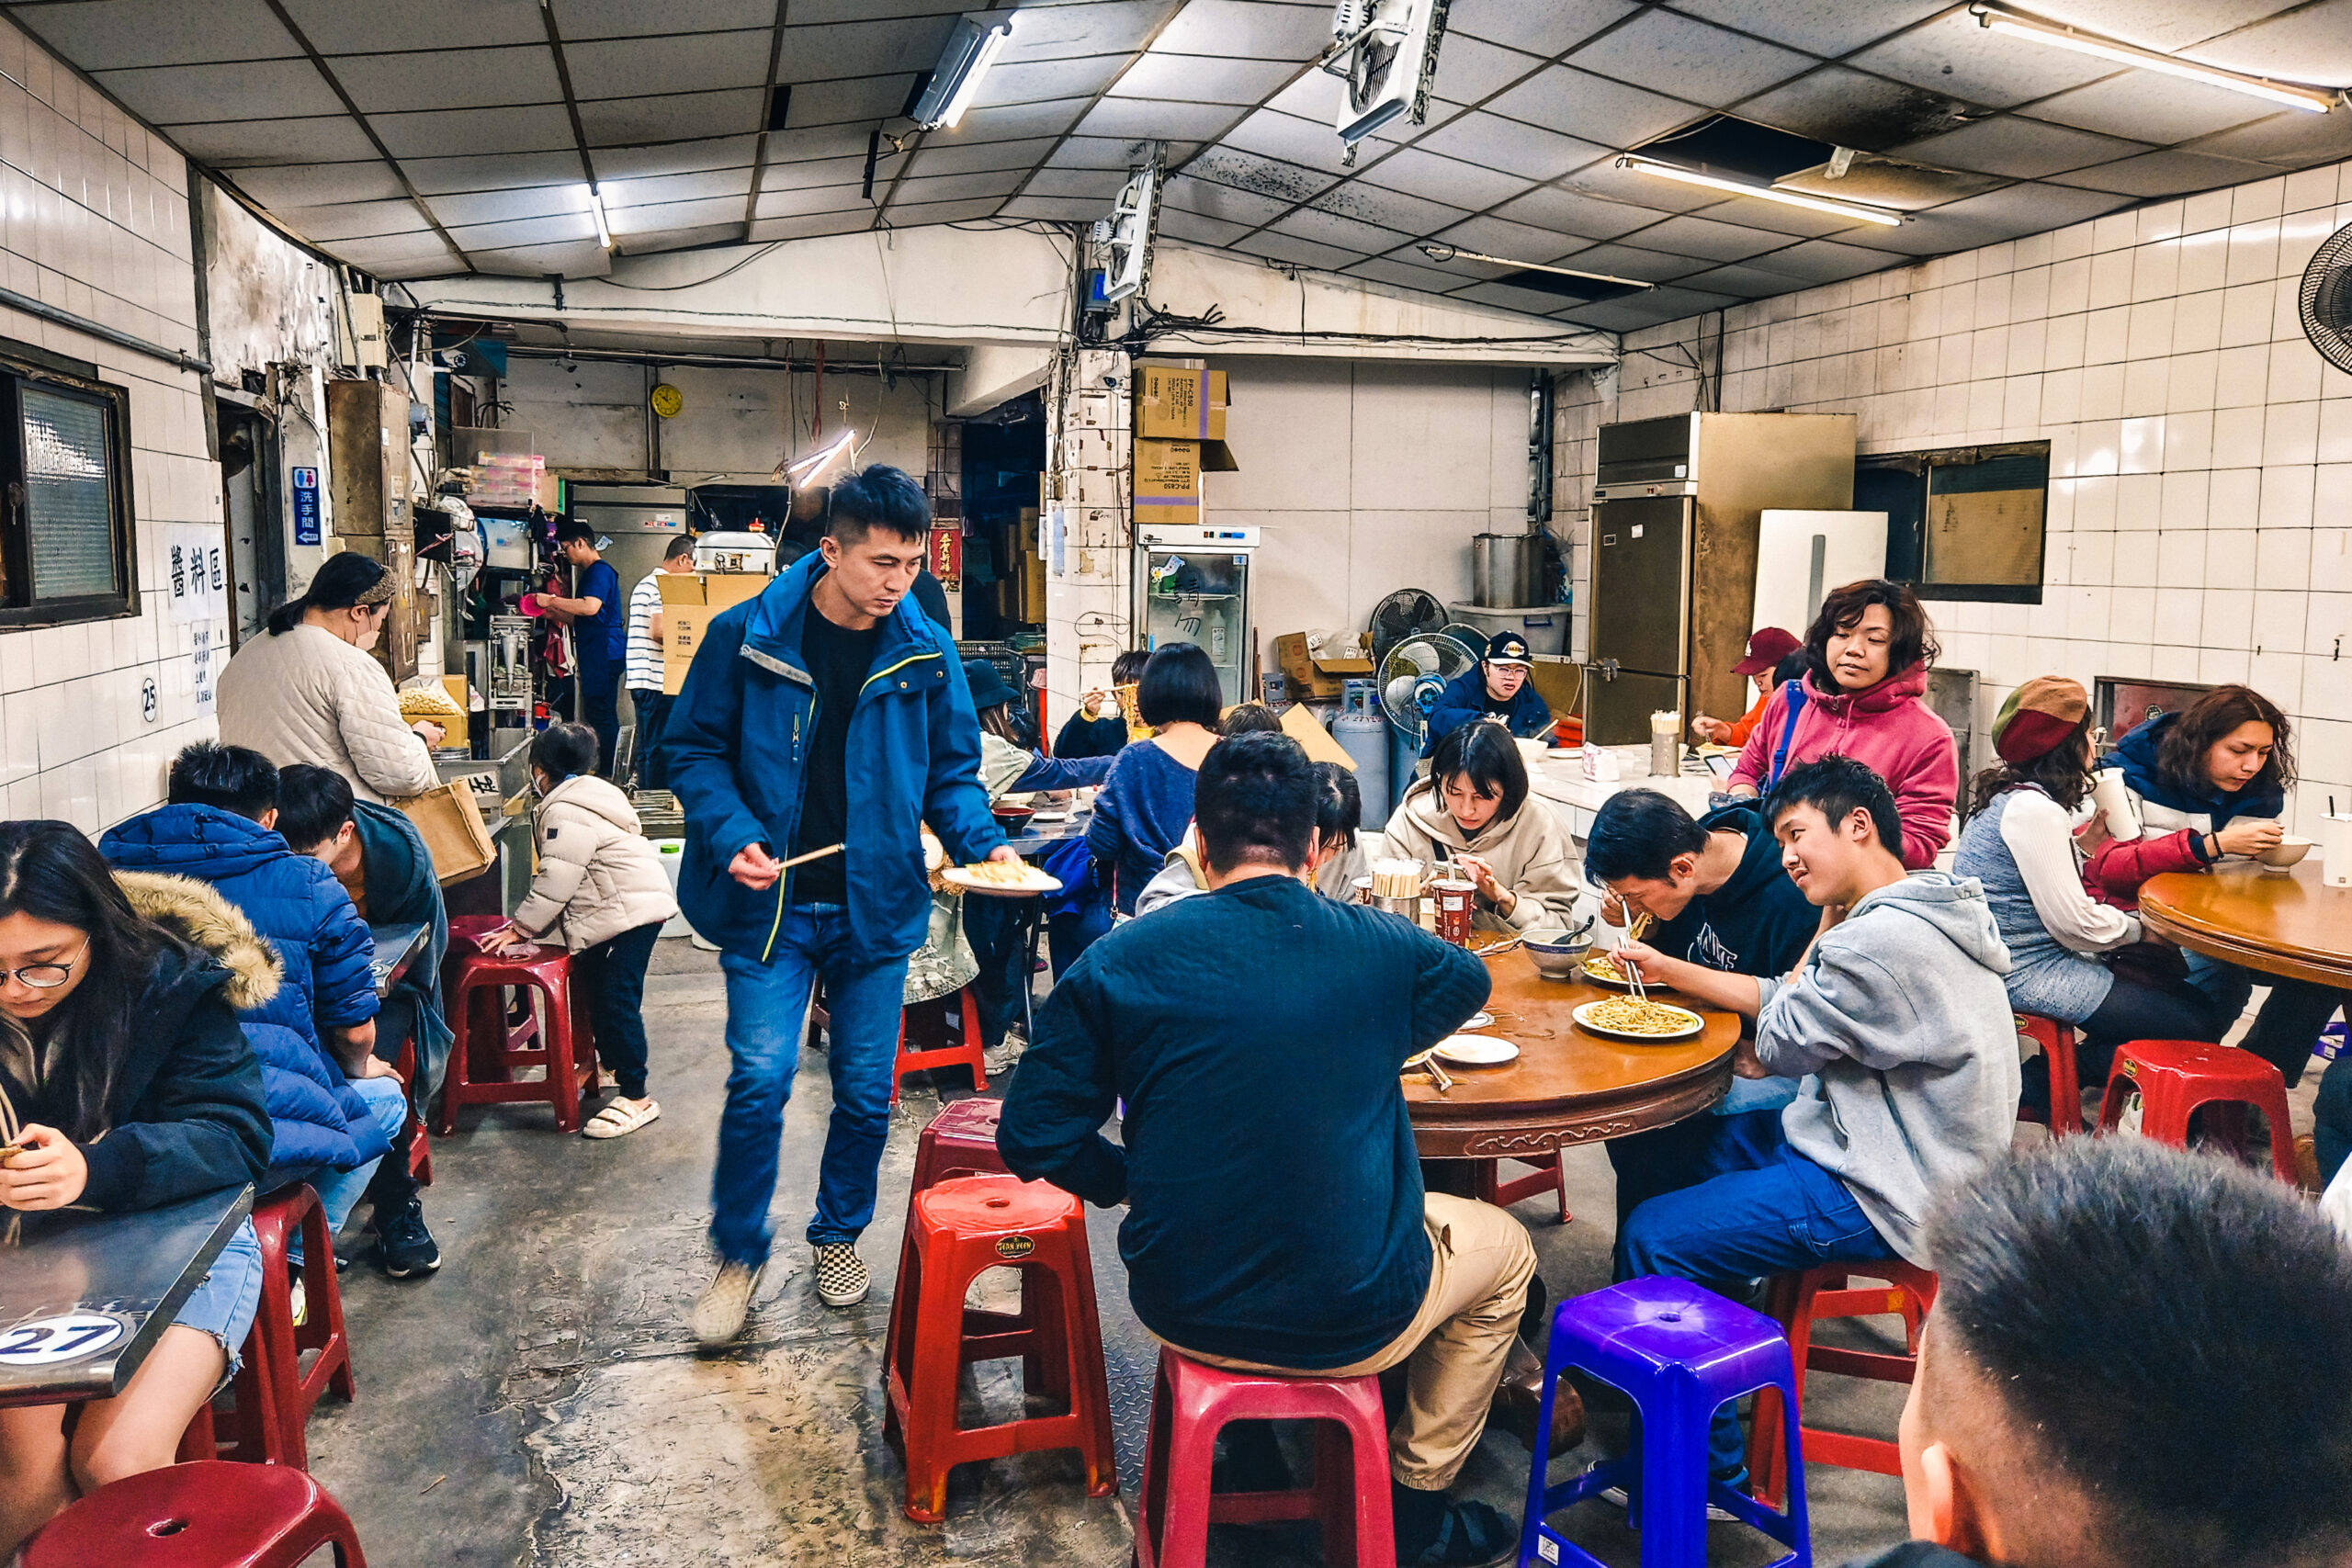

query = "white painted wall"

[
  {"left": 1560, "top": 159, "right": 2352, "bottom": 832},
  {"left": 200, "top": 182, "right": 334, "bottom": 387},
  {"left": 1203, "top": 355, "right": 1544, "bottom": 684},
  {"left": 0, "top": 17, "right": 223, "bottom": 830}
]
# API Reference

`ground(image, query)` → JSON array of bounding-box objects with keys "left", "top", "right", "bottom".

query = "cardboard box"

[
  {"left": 1275, "top": 632, "right": 1374, "bottom": 701},
  {"left": 1136, "top": 360, "right": 1228, "bottom": 442},
  {"left": 1134, "top": 437, "right": 1238, "bottom": 526},
  {"left": 658, "top": 571, "right": 770, "bottom": 694},
  {"left": 1279, "top": 702, "right": 1360, "bottom": 770},
  {"left": 397, "top": 782, "right": 496, "bottom": 886}
]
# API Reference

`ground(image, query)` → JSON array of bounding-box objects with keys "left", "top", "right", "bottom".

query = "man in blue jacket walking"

[{"left": 663, "top": 465, "right": 1013, "bottom": 1345}]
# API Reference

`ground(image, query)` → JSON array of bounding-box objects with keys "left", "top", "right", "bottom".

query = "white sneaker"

[
  {"left": 812, "top": 1243, "right": 869, "bottom": 1308},
  {"left": 690, "top": 1261, "right": 762, "bottom": 1348},
  {"left": 1596, "top": 1479, "right": 1740, "bottom": 1524}
]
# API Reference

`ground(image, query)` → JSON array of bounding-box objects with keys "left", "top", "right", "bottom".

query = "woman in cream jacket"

[{"left": 1374, "top": 721, "right": 1589, "bottom": 938}]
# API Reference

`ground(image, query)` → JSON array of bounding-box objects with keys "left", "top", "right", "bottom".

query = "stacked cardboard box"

[
  {"left": 657, "top": 572, "right": 770, "bottom": 694},
  {"left": 1133, "top": 360, "right": 1236, "bottom": 526}
]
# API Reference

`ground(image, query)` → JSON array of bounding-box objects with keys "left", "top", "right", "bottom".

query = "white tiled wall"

[
  {"left": 1558, "top": 158, "right": 2352, "bottom": 831},
  {"left": 0, "top": 17, "right": 222, "bottom": 832}
]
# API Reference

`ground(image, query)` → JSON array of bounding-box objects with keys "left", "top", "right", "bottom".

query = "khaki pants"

[{"left": 1170, "top": 1193, "right": 1536, "bottom": 1490}]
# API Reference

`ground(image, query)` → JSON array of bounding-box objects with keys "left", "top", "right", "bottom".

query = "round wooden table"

[
  {"left": 1404, "top": 949, "right": 1741, "bottom": 1160},
  {"left": 2140, "top": 861, "right": 2352, "bottom": 987}
]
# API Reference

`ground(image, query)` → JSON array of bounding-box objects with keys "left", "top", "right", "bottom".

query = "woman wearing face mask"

[
  {"left": 1726, "top": 579, "right": 1958, "bottom": 869},
  {"left": 217, "top": 552, "right": 444, "bottom": 805},
  {"left": 0, "top": 822, "right": 273, "bottom": 1557},
  {"left": 1376, "top": 721, "right": 1587, "bottom": 936},
  {"left": 2083, "top": 684, "right": 2352, "bottom": 1095}
]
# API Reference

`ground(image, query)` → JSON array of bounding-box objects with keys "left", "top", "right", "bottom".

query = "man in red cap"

[{"left": 1692, "top": 626, "right": 1802, "bottom": 747}]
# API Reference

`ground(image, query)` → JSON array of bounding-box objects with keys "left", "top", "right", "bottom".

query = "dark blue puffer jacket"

[{"left": 103, "top": 806, "right": 390, "bottom": 1185}]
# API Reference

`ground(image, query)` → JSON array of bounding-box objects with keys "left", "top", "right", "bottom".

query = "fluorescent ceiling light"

[
  {"left": 1616, "top": 154, "right": 1904, "bottom": 227},
  {"left": 1970, "top": 4, "right": 2337, "bottom": 113},
  {"left": 583, "top": 184, "right": 612, "bottom": 248},
  {"left": 913, "top": 15, "right": 1015, "bottom": 130},
  {"left": 778, "top": 430, "right": 855, "bottom": 482},
  {"left": 1418, "top": 243, "right": 1655, "bottom": 291}
]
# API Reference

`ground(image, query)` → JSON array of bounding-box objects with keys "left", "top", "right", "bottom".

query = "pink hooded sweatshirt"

[{"left": 1728, "top": 662, "right": 1959, "bottom": 870}]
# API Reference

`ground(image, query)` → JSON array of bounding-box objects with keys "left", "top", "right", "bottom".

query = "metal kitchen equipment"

[
  {"left": 694, "top": 530, "right": 778, "bottom": 575},
  {"left": 1585, "top": 412, "right": 1857, "bottom": 746},
  {"left": 1135, "top": 523, "right": 1261, "bottom": 706},
  {"left": 1471, "top": 532, "right": 1544, "bottom": 609}
]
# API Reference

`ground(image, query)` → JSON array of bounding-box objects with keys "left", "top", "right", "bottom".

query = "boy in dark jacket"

[{"left": 102, "top": 745, "right": 406, "bottom": 1253}]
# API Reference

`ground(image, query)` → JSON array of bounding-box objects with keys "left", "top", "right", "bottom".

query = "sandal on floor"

[{"left": 583, "top": 1098, "right": 661, "bottom": 1139}]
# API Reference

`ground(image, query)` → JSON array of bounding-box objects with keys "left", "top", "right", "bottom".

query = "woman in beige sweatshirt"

[
  {"left": 217, "top": 553, "right": 441, "bottom": 806},
  {"left": 1375, "top": 721, "right": 1589, "bottom": 938}
]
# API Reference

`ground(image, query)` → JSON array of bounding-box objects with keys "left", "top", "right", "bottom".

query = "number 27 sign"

[{"left": 0, "top": 1314, "right": 127, "bottom": 1367}]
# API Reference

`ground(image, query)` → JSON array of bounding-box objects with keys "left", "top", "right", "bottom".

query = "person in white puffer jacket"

[{"left": 480, "top": 723, "right": 679, "bottom": 1139}]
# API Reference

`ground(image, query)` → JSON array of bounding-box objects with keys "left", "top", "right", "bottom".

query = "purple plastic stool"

[{"left": 1519, "top": 1278, "right": 1810, "bottom": 1568}]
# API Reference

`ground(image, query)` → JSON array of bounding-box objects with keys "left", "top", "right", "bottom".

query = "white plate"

[
  {"left": 941, "top": 866, "right": 1064, "bottom": 897},
  {"left": 1463, "top": 1011, "right": 1493, "bottom": 1030},
  {"left": 1431, "top": 1033, "right": 1519, "bottom": 1066},
  {"left": 1572, "top": 998, "right": 1704, "bottom": 1044}
]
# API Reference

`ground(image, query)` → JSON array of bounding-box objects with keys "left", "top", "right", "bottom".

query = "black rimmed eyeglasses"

[{"left": 0, "top": 939, "right": 88, "bottom": 989}]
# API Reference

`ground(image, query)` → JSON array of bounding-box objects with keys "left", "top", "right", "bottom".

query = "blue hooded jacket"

[
  {"left": 1423, "top": 665, "right": 1553, "bottom": 756},
  {"left": 103, "top": 805, "right": 389, "bottom": 1184},
  {"left": 660, "top": 551, "right": 1005, "bottom": 962},
  {"left": 2110, "top": 711, "right": 2283, "bottom": 829}
]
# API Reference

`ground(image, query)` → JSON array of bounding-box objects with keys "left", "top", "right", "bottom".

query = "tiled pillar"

[{"left": 1045, "top": 348, "right": 1133, "bottom": 732}]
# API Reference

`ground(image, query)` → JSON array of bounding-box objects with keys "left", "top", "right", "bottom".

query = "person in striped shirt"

[{"left": 625, "top": 535, "right": 696, "bottom": 788}]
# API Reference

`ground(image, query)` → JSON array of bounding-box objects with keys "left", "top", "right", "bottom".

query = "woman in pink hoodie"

[{"left": 1727, "top": 580, "right": 1959, "bottom": 869}]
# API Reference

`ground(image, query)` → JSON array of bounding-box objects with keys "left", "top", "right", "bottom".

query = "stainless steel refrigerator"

[{"left": 1135, "top": 523, "right": 1261, "bottom": 707}]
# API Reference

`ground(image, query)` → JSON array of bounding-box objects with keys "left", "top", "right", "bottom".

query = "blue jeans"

[
  {"left": 1613, "top": 1110, "right": 1895, "bottom": 1481},
  {"left": 2316, "top": 1052, "right": 2352, "bottom": 1188},
  {"left": 175, "top": 1219, "right": 265, "bottom": 1380},
  {"left": 2183, "top": 950, "right": 2348, "bottom": 1089},
  {"left": 712, "top": 904, "right": 910, "bottom": 1264},
  {"left": 310, "top": 1075, "right": 412, "bottom": 1244}
]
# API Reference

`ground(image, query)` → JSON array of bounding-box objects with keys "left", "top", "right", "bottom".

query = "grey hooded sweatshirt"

[{"left": 1753, "top": 873, "right": 2020, "bottom": 1266}]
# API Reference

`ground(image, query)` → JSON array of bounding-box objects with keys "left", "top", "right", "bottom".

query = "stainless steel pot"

[{"left": 1471, "top": 532, "right": 1545, "bottom": 608}]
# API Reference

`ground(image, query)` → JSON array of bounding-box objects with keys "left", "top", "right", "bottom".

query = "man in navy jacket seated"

[
  {"left": 1001, "top": 732, "right": 1534, "bottom": 1567},
  {"left": 1423, "top": 632, "right": 1552, "bottom": 756}
]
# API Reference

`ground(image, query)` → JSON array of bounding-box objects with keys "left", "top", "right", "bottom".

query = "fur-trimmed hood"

[{"left": 115, "top": 871, "right": 283, "bottom": 1011}]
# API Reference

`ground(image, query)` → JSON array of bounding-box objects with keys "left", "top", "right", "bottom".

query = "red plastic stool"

[
  {"left": 893, "top": 1100, "right": 1015, "bottom": 1337},
  {"left": 393, "top": 1037, "right": 431, "bottom": 1187},
  {"left": 1134, "top": 1348, "right": 1396, "bottom": 1568},
  {"left": 2098, "top": 1038, "right": 2296, "bottom": 1180},
  {"left": 882, "top": 1174, "right": 1115, "bottom": 1522},
  {"left": 1473, "top": 1153, "right": 1571, "bottom": 1224},
  {"left": 250, "top": 1185, "right": 354, "bottom": 1470},
  {"left": 24, "top": 1461, "right": 365, "bottom": 1567},
  {"left": 436, "top": 917, "right": 598, "bottom": 1134},
  {"left": 2015, "top": 1013, "right": 2083, "bottom": 1135},
  {"left": 1746, "top": 1259, "right": 1939, "bottom": 1508},
  {"left": 891, "top": 987, "right": 988, "bottom": 1106}
]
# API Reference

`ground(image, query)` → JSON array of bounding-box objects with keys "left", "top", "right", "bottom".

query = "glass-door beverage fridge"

[{"left": 1135, "top": 524, "right": 1261, "bottom": 707}]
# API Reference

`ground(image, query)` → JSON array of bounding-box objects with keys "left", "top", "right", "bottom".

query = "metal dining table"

[
  {"left": 993, "top": 806, "right": 1092, "bottom": 1041},
  {"left": 368, "top": 920, "right": 430, "bottom": 999},
  {"left": 0, "top": 1183, "right": 254, "bottom": 1408}
]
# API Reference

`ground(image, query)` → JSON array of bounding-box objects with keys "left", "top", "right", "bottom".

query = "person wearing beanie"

[
  {"left": 1692, "top": 626, "right": 1801, "bottom": 747},
  {"left": 1951, "top": 676, "right": 2222, "bottom": 1119}
]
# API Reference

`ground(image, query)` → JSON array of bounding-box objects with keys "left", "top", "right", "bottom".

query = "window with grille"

[
  {"left": 1855, "top": 440, "right": 2051, "bottom": 604},
  {"left": 0, "top": 342, "right": 136, "bottom": 628}
]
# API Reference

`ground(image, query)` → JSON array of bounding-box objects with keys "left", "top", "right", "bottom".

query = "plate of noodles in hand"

[
  {"left": 1572, "top": 996, "right": 1704, "bottom": 1044},
  {"left": 1579, "top": 950, "right": 1670, "bottom": 991},
  {"left": 942, "top": 862, "right": 1062, "bottom": 897}
]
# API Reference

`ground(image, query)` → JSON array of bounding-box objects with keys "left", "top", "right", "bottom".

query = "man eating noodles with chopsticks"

[{"left": 663, "top": 465, "right": 1019, "bottom": 1346}]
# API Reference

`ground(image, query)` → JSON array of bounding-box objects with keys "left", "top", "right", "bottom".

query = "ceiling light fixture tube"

[
  {"left": 584, "top": 185, "right": 613, "bottom": 248},
  {"left": 1616, "top": 154, "right": 1905, "bottom": 227},
  {"left": 1417, "top": 243, "right": 1655, "bottom": 290},
  {"left": 1969, "top": 4, "right": 2337, "bottom": 113},
  {"left": 779, "top": 429, "right": 856, "bottom": 481},
  {"left": 915, "top": 16, "right": 1016, "bottom": 130}
]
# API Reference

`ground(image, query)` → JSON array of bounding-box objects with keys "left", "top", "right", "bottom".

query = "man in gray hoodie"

[{"left": 1611, "top": 754, "right": 2019, "bottom": 1483}]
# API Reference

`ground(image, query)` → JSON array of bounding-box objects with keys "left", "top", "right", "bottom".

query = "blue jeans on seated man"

[
  {"left": 2184, "top": 950, "right": 2349, "bottom": 1089},
  {"left": 712, "top": 902, "right": 911, "bottom": 1267},
  {"left": 300, "top": 1075, "right": 412, "bottom": 1262},
  {"left": 1612, "top": 1108, "right": 1896, "bottom": 1483}
]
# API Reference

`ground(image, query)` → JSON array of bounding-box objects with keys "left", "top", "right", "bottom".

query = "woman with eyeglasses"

[
  {"left": 0, "top": 822, "right": 272, "bottom": 1557},
  {"left": 1951, "top": 680, "right": 2224, "bottom": 1120}
]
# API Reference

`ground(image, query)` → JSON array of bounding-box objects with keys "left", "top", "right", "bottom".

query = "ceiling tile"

[
  {"left": 550, "top": 0, "right": 775, "bottom": 39},
  {"left": 1261, "top": 74, "right": 1470, "bottom": 142},
  {"left": 424, "top": 186, "right": 584, "bottom": 229},
  {"left": 1233, "top": 231, "right": 1363, "bottom": 270},
  {"left": 1162, "top": 169, "right": 1297, "bottom": 225},
  {"left": 469, "top": 237, "right": 613, "bottom": 279},
  {"left": 1667, "top": 261, "right": 1798, "bottom": 296},
  {"left": 748, "top": 212, "right": 876, "bottom": 242},
  {"left": 372, "top": 104, "right": 578, "bottom": 159},
  {"left": 1488, "top": 186, "right": 1672, "bottom": 243},
  {"left": 1893, "top": 118, "right": 2153, "bottom": 179},
  {"left": 1597, "top": 211, "right": 1784, "bottom": 262},
  {"left": 2187, "top": 108, "right": 2352, "bottom": 168},
  {"left": 564, "top": 31, "right": 773, "bottom": 98},
  {"left": 277, "top": 0, "right": 545, "bottom": 52},
  {"left": 1430, "top": 213, "right": 1593, "bottom": 265},
  {"left": 1015, "top": 166, "right": 1128, "bottom": 200},
  {"left": 1980, "top": 0, "right": 2298, "bottom": 51},
  {"left": 1046, "top": 135, "right": 1193, "bottom": 171},
  {"left": 283, "top": 197, "right": 430, "bottom": 243},
  {"left": 1158, "top": 207, "right": 1252, "bottom": 245},
  {"left": 999, "top": 193, "right": 1115, "bottom": 220},
  {"left": 164, "top": 115, "right": 378, "bottom": 166},
  {"left": 878, "top": 195, "right": 1006, "bottom": 225},
  {"left": 1152, "top": 0, "right": 1336, "bottom": 61},
  {"left": 1412, "top": 113, "right": 1611, "bottom": 181},
  {"left": 993, "top": 1, "right": 1174, "bottom": 61},
  {"left": 763, "top": 126, "right": 884, "bottom": 164},
  {"left": 2185, "top": 0, "right": 2352, "bottom": 80},
  {"left": 329, "top": 45, "right": 561, "bottom": 115},
  {"left": 781, "top": 76, "right": 914, "bottom": 130},
  {"left": 976, "top": 55, "right": 1134, "bottom": 105},
  {"left": 883, "top": 170, "right": 1027, "bottom": 205},
  {"left": 1740, "top": 235, "right": 1906, "bottom": 282},
  {"left": 1732, "top": 65, "right": 1977, "bottom": 152},
  {"left": 329, "top": 230, "right": 464, "bottom": 272},
  {"left": 1272, "top": 206, "right": 1411, "bottom": 254},
  {"left": 608, "top": 195, "right": 746, "bottom": 234},
  {"left": 10, "top": 0, "right": 295, "bottom": 70},
  {"left": 227, "top": 162, "right": 406, "bottom": 209},
  {"left": 95, "top": 59, "right": 342, "bottom": 124},
  {"left": 1660, "top": 0, "right": 1948, "bottom": 59},
  {"left": 930, "top": 96, "right": 1091, "bottom": 142},
  {"left": 1513, "top": 240, "right": 1713, "bottom": 281},
  {"left": 1347, "top": 254, "right": 1480, "bottom": 294},
  {"left": 593, "top": 136, "right": 763, "bottom": 180},
  {"left": 2020, "top": 72, "right": 2276, "bottom": 144},
  {"left": 1445, "top": 0, "right": 1641, "bottom": 58},
  {"left": 753, "top": 183, "right": 871, "bottom": 220},
  {"left": 1357, "top": 148, "right": 1533, "bottom": 211},
  {"left": 612, "top": 220, "right": 745, "bottom": 253},
  {"left": 1868, "top": 181, "right": 2132, "bottom": 252},
  {"left": 601, "top": 167, "right": 753, "bottom": 209},
  {"left": 446, "top": 212, "right": 600, "bottom": 250},
  {"left": 1566, "top": 10, "right": 1815, "bottom": 105},
  {"left": 928, "top": 137, "right": 1068, "bottom": 176},
  {"left": 1221, "top": 107, "right": 1363, "bottom": 175},
  {"left": 775, "top": 17, "right": 962, "bottom": 81},
  {"left": 1484, "top": 64, "right": 1705, "bottom": 150},
  {"left": 760, "top": 155, "right": 872, "bottom": 193},
  {"left": 2047, "top": 148, "right": 2283, "bottom": 197},
  {"left": 1845, "top": 9, "right": 2117, "bottom": 109},
  {"left": 1450, "top": 278, "right": 1596, "bottom": 316},
  {"left": 1182, "top": 149, "right": 1338, "bottom": 207},
  {"left": 1556, "top": 153, "right": 1729, "bottom": 210},
  {"left": 1107, "top": 53, "right": 1298, "bottom": 105},
  {"left": 1307, "top": 181, "right": 1469, "bottom": 236},
  {"left": 403, "top": 150, "right": 594, "bottom": 193},
  {"left": 1429, "top": 36, "right": 1547, "bottom": 102},
  {"left": 1078, "top": 97, "right": 1249, "bottom": 141}
]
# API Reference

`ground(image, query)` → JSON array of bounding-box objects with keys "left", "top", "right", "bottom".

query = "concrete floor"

[{"left": 309, "top": 935, "right": 2303, "bottom": 1567}]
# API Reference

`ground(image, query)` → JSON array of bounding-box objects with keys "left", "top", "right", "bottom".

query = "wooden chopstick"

[{"left": 776, "top": 841, "right": 844, "bottom": 871}]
